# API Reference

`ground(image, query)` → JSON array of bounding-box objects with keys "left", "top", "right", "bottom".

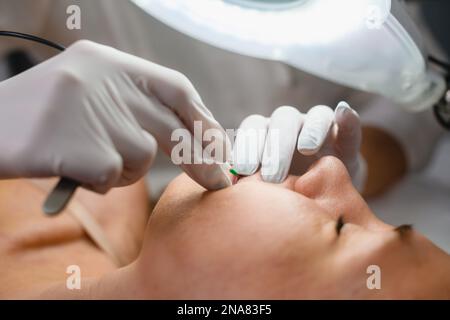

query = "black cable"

[
  {"left": 5, "top": 50, "right": 36, "bottom": 76},
  {"left": 434, "top": 104, "right": 450, "bottom": 130},
  {"left": 428, "top": 56, "right": 450, "bottom": 130},
  {"left": 429, "top": 55, "right": 450, "bottom": 75},
  {"left": 0, "top": 31, "right": 65, "bottom": 52},
  {"left": 2, "top": 30, "right": 450, "bottom": 131}
]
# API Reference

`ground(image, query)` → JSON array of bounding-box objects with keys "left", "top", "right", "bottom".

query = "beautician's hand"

[
  {"left": 233, "top": 103, "right": 367, "bottom": 191},
  {"left": 0, "top": 40, "right": 231, "bottom": 193}
]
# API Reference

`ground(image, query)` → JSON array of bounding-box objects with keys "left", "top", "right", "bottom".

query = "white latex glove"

[
  {"left": 233, "top": 103, "right": 367, "bottom": 191},
  {"left": 0, "top": 40, "right": 231, "bottom": 192}
]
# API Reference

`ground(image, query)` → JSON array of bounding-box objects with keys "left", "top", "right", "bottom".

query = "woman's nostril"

[{"left": 294, "top": 156, "right": 352, "bottom": 193}]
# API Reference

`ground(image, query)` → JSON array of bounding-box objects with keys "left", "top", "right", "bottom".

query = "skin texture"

[
  {"left": 0, "top": 157, "right": 448, "bottom": 299},
  {"left": 127, "top": 156, "right": 449, "bottom": 299},
  {"left": 0, "top": 178, "right": 150, "bottom": 298}
]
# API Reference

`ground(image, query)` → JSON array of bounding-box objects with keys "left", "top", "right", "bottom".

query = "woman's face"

[{"left": 134, "top": 156, "right": 450, "bottom": 299}]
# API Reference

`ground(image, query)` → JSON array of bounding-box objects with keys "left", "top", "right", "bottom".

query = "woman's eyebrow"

[{"left": 394, "top": 224, "right": 414, "bottom": 239}]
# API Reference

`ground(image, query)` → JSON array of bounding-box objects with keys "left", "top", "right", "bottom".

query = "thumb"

[
  {"left": 334, "top": 101, "right": 362, "bottom": 161},
  {"left": 334, "top": 102, "right": 366, "bottom": 191}
]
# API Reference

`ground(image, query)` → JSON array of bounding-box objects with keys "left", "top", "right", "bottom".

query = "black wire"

[
  {"left": 429, "top": 55, "right": 450, "bottom": 74},
  {"left": 0, "top": 31, "right": 65, "bottom": 52},
  {"left": 434, "top": 104, "right": 450, "bottom": 130},
  {"left": 428, "top": 55, "right": 450, "bottom": 130},
  {"left": 2, "top": 30, "right": 449, "bottom": 131}
]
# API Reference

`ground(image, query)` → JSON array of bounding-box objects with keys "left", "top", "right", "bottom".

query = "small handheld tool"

[{"left": 43, "top": 178, "right": 80, "bottom": 216}]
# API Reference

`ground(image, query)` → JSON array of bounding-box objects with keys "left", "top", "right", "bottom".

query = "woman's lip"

[
  {"left": 232, "top": 174, "right": 240, "bottom": 185},
  {"left": 231, "top": 172, "right": 264, "bottom": 185},
  {"left": 229, "top": 170, "right": 240, "bottom": 185},
  {"left": 229, "top": 167, "right": 243, "bottom": 185}
]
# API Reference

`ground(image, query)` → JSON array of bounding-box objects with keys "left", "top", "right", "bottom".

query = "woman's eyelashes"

[
  {"left": 394, "top": 224, "right": 414, "bottom": 240},
  {"left": 336, "top": 216, "right": 345, "bottom": 236}
]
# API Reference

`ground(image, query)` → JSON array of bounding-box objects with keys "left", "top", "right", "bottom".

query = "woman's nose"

[
  {"left": 294, "top": 156, "right": 353, "bottom": 199},
  {"left": 293, "top": 156, "right": 389, "bottom": 230}
]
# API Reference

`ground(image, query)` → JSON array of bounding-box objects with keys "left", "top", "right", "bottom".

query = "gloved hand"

[
  {"left": 233, "top": 103, "right": 367, "bottom": 191},
  {"left": 0, "top": 40, "right": 231, "bottom": 192}
]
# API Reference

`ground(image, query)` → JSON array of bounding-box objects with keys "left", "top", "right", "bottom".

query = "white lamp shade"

[{"left": 132, "top": 0, "right": 446, "bottom": 111}]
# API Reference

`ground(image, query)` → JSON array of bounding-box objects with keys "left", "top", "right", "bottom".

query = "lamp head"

[
  {"left": 225, "top": 0, "right": 307, "bottom": 10},
  {"left": 133, "top": 0, "right": 446, "bottom": 112}
]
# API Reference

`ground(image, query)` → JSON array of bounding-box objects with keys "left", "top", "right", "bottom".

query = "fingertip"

[
  {"left": 183, "top": 162, "right": 232, "bottom": 191},
  {"left": 261, "top": 169, "right": 287, "bottom": 184},
  {"left": 337, "top": 101, "right": 351, "bottom": 110},
  {"left": 233, "top": 115, "right": 268, "bottom": 176},
  {"left": 335, "top": 102, "right": 361, "bottom": 131},
  {"left": 213, "top": 175, "right": 232, "bottom": 190},
  {"left": 261, "top": 156, "right": 289, "bottom": 184},
  {"left": 143, "top": 130, "right": 157, "bottom": 147},
  {"left": 142, "top": 130, "right": 158, "bottom": 164},
  {"left": 205, "top": 164, "right": 233, "bottom": 190},
  {"left": 297, "top": 146, "right": 319, "bottom": 156},
  {"left": 297, "top": 105, "right": 334, "bottom": 155},
  {"left": 335, "top": 101, "right": 359, "bottom": 120},
  {"left": 233, "top": 163, "right": 259, "bottom": 176},
  {"left": 83, "top": 182, "right": 111, "bottom": 195},
  {"left": 271, "top": 105, "right": 302, "bottom": 118}
]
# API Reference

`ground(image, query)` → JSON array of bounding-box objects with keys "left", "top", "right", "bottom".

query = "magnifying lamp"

[{"left": 132, "top": 0, "right": 447, "bottom": 114}]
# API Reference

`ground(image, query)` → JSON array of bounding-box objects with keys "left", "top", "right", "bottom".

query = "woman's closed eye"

[{"left": 336, "top": 215, "right": 345, "bottom": 236}]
